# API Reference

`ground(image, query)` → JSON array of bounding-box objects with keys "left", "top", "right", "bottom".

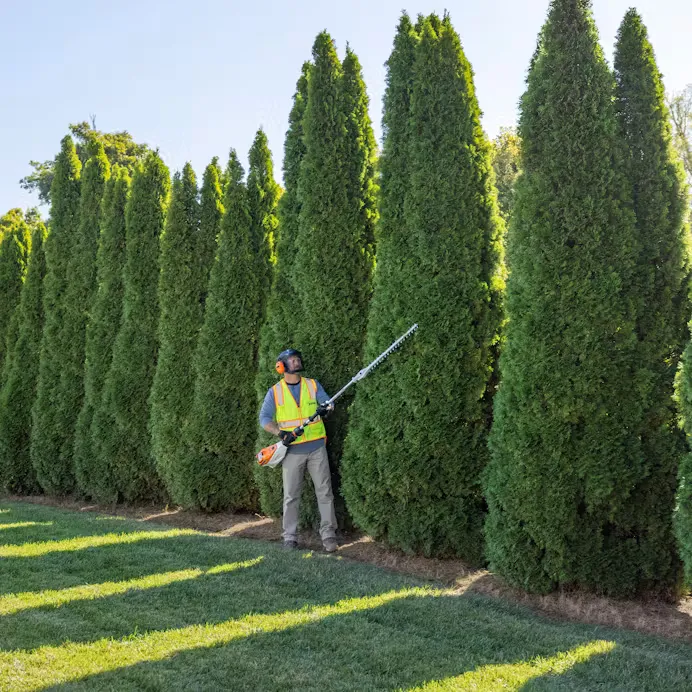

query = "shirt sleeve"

[
  {"left": 259, "top": 388, "right": 277, "bottom": 428},
  {"left": 315, "top": 381, "right": 330, "bottom": 405}
]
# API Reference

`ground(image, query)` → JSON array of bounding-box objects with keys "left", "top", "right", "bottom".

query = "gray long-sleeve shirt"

[{"left": 259, "top": 378, "right": 329, "bottom": 454}]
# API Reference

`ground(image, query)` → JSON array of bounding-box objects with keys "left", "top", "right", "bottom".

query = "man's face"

[{"left": 287, "top": 355, "right": 302, "bottom": 372}]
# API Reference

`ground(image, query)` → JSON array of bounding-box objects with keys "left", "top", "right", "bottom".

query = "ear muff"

[{"left": 275, "top": 360, "right": 286, "bottom": 374}]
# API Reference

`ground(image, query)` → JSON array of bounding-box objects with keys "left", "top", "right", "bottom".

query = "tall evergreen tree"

[
  {"left": 614, "top": 10, "right": 691, "bottom": 594},
  {"left": 344, "top": 15, "right": 504, "bottom": 562},
  {"left": 74, "top": 168, "right": 130, "bottom": 497},
  {"left": 91, "top": 153, "right": 170, "bottom": 502},
  {"left": 342, "top": 13, "right": 419, "bottom": 540},
  {"left": 31, "top": 136, "right": 81, "bottom": 494},
  {"left": 0, "top": 224, "right": 47, "bottom": 493},
  {"left": 0, "top": 214, "right": 31, "bottom": 373},
  {"left": 149, "top": 164, "right": 205, "bottom": 502},
  {"left": 342, "top": 45, "right": 378, "bottom": 252},
  {"left": 255, "top": 64, "right": 310, "bottom": 516},
  {"left": 291, "top": 33, "right": 377, "bottom": 525},
  {"left": 181, "top": 151, "right": 259, "bottom": 511},
  {"left": 484, "top": 0, "right": 657, "bottom": 597},
  {"left": 247, "top": 128, "right": 281, "bottom": 321},
  {"left": 198, "top": 158, "right": 225, "bottom": 309},
  {"left": 55, "top": 142, "right": 110, "bottom": 478}
]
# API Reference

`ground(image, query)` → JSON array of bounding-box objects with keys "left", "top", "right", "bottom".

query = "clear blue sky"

[{"left": 1, "top": 0, "right": 690, "bottom": 214}]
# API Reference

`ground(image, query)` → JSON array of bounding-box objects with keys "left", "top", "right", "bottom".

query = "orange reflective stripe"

[
  {"left": 273, "top": 383, "right": 284, "bottom": 407},
  {"left": 278, "top": 417, "right": 322, "bottom": 429},
  {"left": 306, "top": 378, "right": 317, "bottom": 400}
]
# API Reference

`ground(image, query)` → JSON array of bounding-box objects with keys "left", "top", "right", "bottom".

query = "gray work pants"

[{"left": 282, "top": 445, "right": 337, "bottom": 542}]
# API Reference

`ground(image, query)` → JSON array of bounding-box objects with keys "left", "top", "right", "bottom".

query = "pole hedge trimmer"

[{"left": 256, "top": 324, "right": 418, "bottom": 468}]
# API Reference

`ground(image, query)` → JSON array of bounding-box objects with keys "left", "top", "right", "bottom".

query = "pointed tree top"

[
  {"left": 225, "top": 150, "right": 244, "bottom": 187},
  {"left": 312, "top": 30, "right": 339, "bottom": 64}
]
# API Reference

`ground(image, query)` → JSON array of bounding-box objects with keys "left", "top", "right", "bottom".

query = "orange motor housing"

[{"left": 256, "top": 443, "right": 279, "bottom": 466}]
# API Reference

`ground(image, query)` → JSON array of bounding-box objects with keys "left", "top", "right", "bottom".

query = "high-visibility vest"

[{"left": 272, "top": 377, "right": 327, "bottom": 445}]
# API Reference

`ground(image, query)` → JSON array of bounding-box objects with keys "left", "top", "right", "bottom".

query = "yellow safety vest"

[{"left": 272, "top": 377, "right": 327, "bottom": 445}]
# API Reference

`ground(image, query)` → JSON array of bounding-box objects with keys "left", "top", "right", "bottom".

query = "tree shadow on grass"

[
  {"left": 28, "top": 591, "right": 692, "bottom": 692},
  {"left": 0, "top": 543, "right": 419, "bottom": 652},
  {"left": 0, "top": 500, "right": 185, "bottom": 548}
]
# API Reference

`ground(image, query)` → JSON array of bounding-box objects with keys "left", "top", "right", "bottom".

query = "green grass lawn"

[{"left": 1, "top": 501, "right": 691, "bottom": 691}]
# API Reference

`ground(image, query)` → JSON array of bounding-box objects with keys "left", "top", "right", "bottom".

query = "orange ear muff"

[{"left": 275, "top": 360, "right": 286, "bottom": 374}]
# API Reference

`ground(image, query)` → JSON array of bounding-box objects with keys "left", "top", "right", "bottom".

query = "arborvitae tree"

[
  {"left": 291, "top": 33, "right": 376, "bottom": 526},
  {"left": 342, "top": 45, "right": 379, "bottom": 251},
  {"left": 149, "top": 164, "right": 206, "bottom": 502},
  {"left": 0, "top": 224, "right": 47, "bottom": 493},
  {"left": 181, "top": 152, "right": 259, "bottom": 511},
  {"left": 254, "top": 64, "right": 310, "bottom": 516},
  {"left": 74, "top": 168, "right": 130, "bottom": 497},
  {"left": 31, "top": 136, "right": 81, "bottom": 494},
  {"left": 614, "top": 10, "right": 691, "bottom": 594},
  {"left": 679, "top": 351, "right": 692, "bottom": 585},
  {"left": 91, "top": 153, "right": 170, "bottom": 502},
  {"left": 0, "top": 214, "right": 31, "bottom": 373},
  {"left": 198, "top": 158, "right": 225, "bottom": 308},
  {"left": 342, "top": 13, "right": 419, "bottom": 540},
  {"left": 54, "top": 142, "right": 110, "bottom": 479},
  {"left": 484, "top": 0, "right": 655, "bottom": 597},
  {"left": 344, "top": 15, "right": 504, "bottom": 562},
  {"left": 247, "top": 128, "right": 281, "bottom": 322},
  {"left": 1, "top": 311, "right": 20, "bottom": 389}
]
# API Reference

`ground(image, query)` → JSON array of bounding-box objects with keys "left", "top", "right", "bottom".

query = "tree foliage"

[
  {"left": 74, "top": 167, "right": 130, "bottom": 497},
  {"left": 0, "top": 224, "right": 47, "bottom": 493},
  {"left": 343, "top": 14, "right": 504, "bottom": 563},
  {"left": 20, "top": 121, "right": 149, "bottom": 205},
  {"left": 0, "top": 212, "right": 31, "bottom": 374},
  {"left": 55, "top": 142, "right": 110, "bottom": 479},
  {"left": 667, "top": 85, "right": 692, "bottom": 185},
  {"left": 31, "top": 136, "right": 81, "bottom": 494},
  {"left": 181, "top": 152, "right": 260, "bottom": 511},
  {"left": 491, "top": 127, "right": 522, "bottom": 223},
  {"left": 613, "top": 9, "right": 691, "bottom": 595},
  {"left": 247, "top": 128, "right": 281, "bottom": 321},
  {"left": 198, "top": 158, "right": 225, "bottom": 309},
  {"left": 150, "top": 163, "right": 217, "bottom": 504},
  {"left": 483, "top": 0, "right": 667, "bottom": 597},
  {"left": 254, "top": 64, "right": 310, "bottom": 517},
  {"left": 291, "top": 32, "right": 377, "bottom": 527},
  {"left": 91, "top": 153, "right": 170, "bottom": 503},
  {"left": 341, "top": 13, "right": 419, "bottom": 543}
]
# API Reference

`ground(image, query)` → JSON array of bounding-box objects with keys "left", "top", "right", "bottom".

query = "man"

[{"left": 259, "top": 348, "right": 338, "bottom": 552}]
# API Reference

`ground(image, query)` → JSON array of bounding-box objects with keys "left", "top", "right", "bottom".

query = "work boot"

[
  {"left": 322, "top": 538, "right": 338, "bottom": 553},
  {"left": 283, "top": 540, "right": 298, "bottom": 550}
]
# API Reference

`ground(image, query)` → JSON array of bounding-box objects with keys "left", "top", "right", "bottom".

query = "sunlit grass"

[
  {"left": 408, "top": 640, "right": 617, "bottom": 690},
  {"left": 0, "top": 528, "right": 198, "bottom": 557},
  {"left": 1, "top": 501, "right": 691, "bottom": 691},
  {"left": 0, "top": 521, "right": 52, "bottom": 532},
  {"left": 0, "top": 558, "right": 263, "bottom": 616},
  {"left": 0, "top": 587, "right": 432, "bottom": 691}
]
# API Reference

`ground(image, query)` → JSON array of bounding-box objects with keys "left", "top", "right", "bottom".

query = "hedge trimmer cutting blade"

[{"left": 256, "top": 323, "right": 418, "bottom": 467}]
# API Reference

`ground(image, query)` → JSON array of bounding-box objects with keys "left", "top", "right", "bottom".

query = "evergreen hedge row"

[
  {"left": 0, "top": 222, "right": 43, "bottom": 493},
  {"left": 31, "top": 136, "right": 82, "bottom": 494},
  {"left": 91, "top": 153, "right": 170, "bottom": 502},
  {"left": 74, "top": 168, "right": 130, "bottom": 498}
]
